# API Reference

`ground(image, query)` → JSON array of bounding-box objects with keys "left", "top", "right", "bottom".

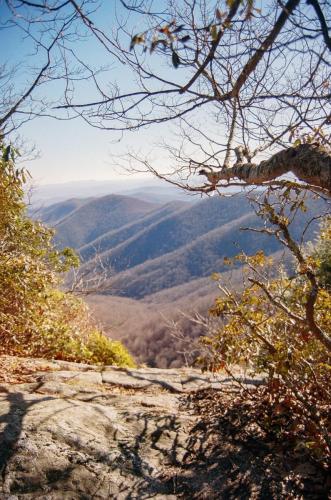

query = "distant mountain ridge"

[
  {"left": 103, "top": 212, "right": 269, "bottom": 298},
  {"left": 52, "top": 194, "right": 160, "bottom": 249},
  {"left": 79, "top": 201, "right": 187, "bottom": 262},
  {"left": 89, "top": 195, "right": 253, "bottom": 273},
  {"left": 36, "top": 191, "right": 328, "bottom": 300},
  {"left": 33, "top": 197, "right": 94, "bottom": 225}
]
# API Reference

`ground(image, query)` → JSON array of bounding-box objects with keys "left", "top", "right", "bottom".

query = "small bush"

[{"left": 85, "top": 331, "right": 136, "bottom": 367}]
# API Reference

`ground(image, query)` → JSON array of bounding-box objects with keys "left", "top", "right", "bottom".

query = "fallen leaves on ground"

[{"left": 0, "top": 355, "right": 54, "bottom": 385}]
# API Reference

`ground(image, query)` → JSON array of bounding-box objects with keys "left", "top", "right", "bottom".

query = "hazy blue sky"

[
  {"left": 2, "top": 0, "right": 178, "bottom": 185},
  {"left": 22, "top": 112, "right": 164, "bottom": 185}
]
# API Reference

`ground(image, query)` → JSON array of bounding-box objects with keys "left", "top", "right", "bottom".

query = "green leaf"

[
  {"left": 150, "top": 40, "right": 157, "bottom": 54},
  {"left": 173, "top": 24, "right": 185, "bottom": 33},
  {"left": 223, "top": 21, "right": 233, "bottom": 29},
  {"left": 210, "top": 24, "right": 218, "bottom": 41},
  {"left": 150, "top": 39, "right": 167, "bottom": 53},
  {"left": 130, "top": 34, "right": 145, "bottom": 51},
  {"left": 180, "top": 35, "right": 191, "bottom": 43},
  {"left": 172, "top": 50, "right": 180, "bottom": 68},
  {"left": 215, "top": 8, "right": 225, "bottom": 20},
  {"left": 3, "top": 145, "right": 10, "bottom": 162}
]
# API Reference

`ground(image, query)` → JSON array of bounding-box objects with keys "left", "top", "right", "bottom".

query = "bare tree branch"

[{"left": 199, "top": 143, "right": 331, "bottom": 194}]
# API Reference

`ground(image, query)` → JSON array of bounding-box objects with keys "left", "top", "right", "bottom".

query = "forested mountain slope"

[
  {"left": 40, "top": 193, "right": 328, "bottom": 299},
  {"left": 79, "top": 200, "right": 187, "bottom": 262},
  {"left": 53, "top": 194, "right": 160, "bottom": 248},
  {"left": 79, "top": 194, "right": 252, "bottom": 274},
  {"left": 33, "top": 197, "right": 94, "bottom": 225},
  {"left": 104, "top": 212, "right": 274, "bottom": 297}
]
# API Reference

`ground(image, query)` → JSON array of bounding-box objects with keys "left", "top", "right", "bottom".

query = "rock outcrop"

[
  {"left": 1, "top": 358, "right": 325, "bottom": 499},
  {"left": 0, "top": 357, "right": 257, "bottom": 499}
]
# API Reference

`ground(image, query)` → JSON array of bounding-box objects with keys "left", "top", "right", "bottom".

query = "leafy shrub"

[
  {"left": 312, "top": 217, "right": 331, "bottom": 290},
  {"left": 200, "top": 189, "right": 331, "bottom": 464},
  {"left": 84, "top": 331, "right": 136, "bottom": 367},
  {"left": 0, "top": 141, "right": 135, "bottom": 368}
]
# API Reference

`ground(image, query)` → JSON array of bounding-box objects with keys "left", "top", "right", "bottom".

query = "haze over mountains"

[
  {"left": 35, "top": 185, "right": 329, "bottom": 367},
  {"left": 30, "top": 178, "right": 195, "bottom": 206}
]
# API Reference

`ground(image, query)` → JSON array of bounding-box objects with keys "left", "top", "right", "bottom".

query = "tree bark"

[{"left": 201, "top": 144, "right": 331, "bottom": 194}]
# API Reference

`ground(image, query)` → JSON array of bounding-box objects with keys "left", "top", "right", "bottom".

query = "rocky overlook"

[{"left": 0, "top": 357, "right": 327, "bottom": 499}]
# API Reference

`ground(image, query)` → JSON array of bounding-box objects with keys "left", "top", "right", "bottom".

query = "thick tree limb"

[
  {"left": 199, "top": 143, "right": 331, "bottom": 194},
  {"left": 307, "top": 0, "right": 331, "bottom": 52},
  {"left": 179, "top": 0, "right": 242, "bottom": 95},
  {"left": 231, "top": 0, "right": 301, "bottom": 97}
]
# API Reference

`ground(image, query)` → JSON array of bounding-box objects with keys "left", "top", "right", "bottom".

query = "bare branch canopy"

[{"left": 1, "top": 0, "right": 331, "bottom": 193}]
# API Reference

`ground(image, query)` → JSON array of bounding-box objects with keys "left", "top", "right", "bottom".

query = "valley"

[{"left": 35, "top": 187, "right": 328, "bottom": 367}]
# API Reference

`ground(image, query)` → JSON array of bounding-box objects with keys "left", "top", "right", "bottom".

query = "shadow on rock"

[{"left": 0, "top": 384, "right": 50, "bottom": 478}]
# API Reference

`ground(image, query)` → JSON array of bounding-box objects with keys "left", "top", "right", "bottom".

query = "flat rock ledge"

[{"left": 0, "top": 357, "right": 262, "bottom": 499}]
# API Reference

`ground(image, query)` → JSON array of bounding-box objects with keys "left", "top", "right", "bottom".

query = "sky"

[
  {"left": 21, "top": 114, "right": 160, "bottom": 185},
  {"left": 1, "top": 0, "right": 179, "bottom": 185}
]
